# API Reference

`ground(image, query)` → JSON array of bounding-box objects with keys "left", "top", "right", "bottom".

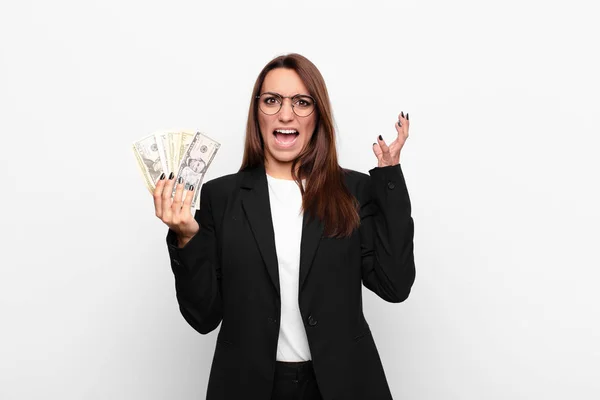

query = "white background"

[{"left": 1, "top": 0, "right": 599, "bottom": 399}]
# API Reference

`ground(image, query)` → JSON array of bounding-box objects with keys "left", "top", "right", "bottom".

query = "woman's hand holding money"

[{"left": 154, "top": 172, "right": 199, "bottom": 248}]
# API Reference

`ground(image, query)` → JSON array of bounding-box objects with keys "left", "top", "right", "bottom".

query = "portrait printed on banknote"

[{"left": 174, "top": 132, "right": 220, "bottom": 209}]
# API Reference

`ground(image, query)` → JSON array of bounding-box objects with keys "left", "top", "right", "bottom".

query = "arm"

[
  {"left": 360, "top": 164, "right": 416, "bottom": 303},
  {"left": 166, "top": 181, "right": 223, "bottom": 334}
]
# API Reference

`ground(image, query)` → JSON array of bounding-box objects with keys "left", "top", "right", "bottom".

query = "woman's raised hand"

[
  {"left": 153, "top": 172, "right": 199, "bottom": 246},
  {"left": 372, "top": 111, "right": 410, "bottom": 167}
]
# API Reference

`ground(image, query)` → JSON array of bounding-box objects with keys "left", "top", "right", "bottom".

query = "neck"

[{"left": 264, "top": 158, "right": 296, "bottom": 180}]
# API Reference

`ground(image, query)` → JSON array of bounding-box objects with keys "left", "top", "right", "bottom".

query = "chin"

[
  {"left": 266, "top": 148, "right": 302, "bottom": 164},
  {"left": 273, "top": 153, "right": 300, "bottom": 164}
]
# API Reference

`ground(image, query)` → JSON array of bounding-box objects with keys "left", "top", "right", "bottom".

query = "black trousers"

[{"left": 271, "top": 361, "right": 323, "bottom": 400}]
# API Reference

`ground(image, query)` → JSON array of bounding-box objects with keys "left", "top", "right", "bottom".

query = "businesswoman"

[{"left": 153, "top": 53, "right": 415, "bottom": 400}]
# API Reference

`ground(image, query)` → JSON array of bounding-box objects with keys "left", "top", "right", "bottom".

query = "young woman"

[{"left": 153, "top": 53, "right": 415, "bottom": 400}]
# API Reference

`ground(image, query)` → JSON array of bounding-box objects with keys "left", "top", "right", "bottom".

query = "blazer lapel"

[
  {"left": 240, "top": 164, "right": 324, "bottom": 296},
  {"left": 240, "top": 165, "right": 280, "bottom": 296},
  {"left": 299, "top": 211, "right": 324, "bottom": 292}
]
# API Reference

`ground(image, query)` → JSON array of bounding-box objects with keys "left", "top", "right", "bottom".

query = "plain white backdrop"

[{"left": 1, "top": 0, "right": 599, "bottom": 399}]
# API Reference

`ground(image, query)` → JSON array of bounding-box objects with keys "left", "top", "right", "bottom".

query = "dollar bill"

[
  {"left": 174, "top": 131, "right": 220, "bottom": 209},
  {"left": 154, "top": 131, "right": 172, "bottom": 176},
  {"left": 169, "top": 131, "right": 182, "bottom": 173},
  {"left": 176, "top": 131, "right": 196, "bottom": 172},
  {"left": 132, "top": 134, "right": 167, "bottom": 193},
  {"left": 171, "top": 129, "right": 196, "bottom": 173}
]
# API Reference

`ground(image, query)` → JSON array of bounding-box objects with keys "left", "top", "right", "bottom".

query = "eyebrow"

[{"left": 262, "top": 91, "right": 310, "bottom": 97}]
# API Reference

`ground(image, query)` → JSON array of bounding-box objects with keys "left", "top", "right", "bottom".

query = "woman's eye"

[
  {"left": 295, "top": 97, "right": 313, "bottom": 107},
  {"left": 264, "top": 97, "right": 280, "bottom": 104}
]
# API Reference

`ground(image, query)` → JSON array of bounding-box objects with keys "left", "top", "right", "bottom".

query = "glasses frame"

[{"left": 255, "top": 92, "right": 317, "bottom": 117}]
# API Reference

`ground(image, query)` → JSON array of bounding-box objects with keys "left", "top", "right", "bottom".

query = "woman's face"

[{"left": 257, "top": 68, "right": 317, "bottom": 169}]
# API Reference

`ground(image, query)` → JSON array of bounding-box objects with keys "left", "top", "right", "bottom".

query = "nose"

[{"left": 278, "top": 98, "right": 294, "bottom": 121}]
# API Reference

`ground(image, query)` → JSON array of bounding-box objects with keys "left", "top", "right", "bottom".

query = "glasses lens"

[
  {"left": 257, "top": 93, "right": 316, "bottom": 117},
  {"left": 258, "top": 93, "right": 281, "bottom": 115},
  {"left": 292, "top": 95, "right": 315, "bottom": 117}
]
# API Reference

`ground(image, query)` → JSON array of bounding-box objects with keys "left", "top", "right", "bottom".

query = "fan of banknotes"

[{"left": 132, "top": 130, "right": 220, "bottom": 209}]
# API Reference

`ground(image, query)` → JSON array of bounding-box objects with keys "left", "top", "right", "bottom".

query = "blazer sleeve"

[
  {"left": 165, "top": 181, "right": 223, "bottom": 334},
  {"left": 359, "top": 164, "right": 416, "bottom": 303}
]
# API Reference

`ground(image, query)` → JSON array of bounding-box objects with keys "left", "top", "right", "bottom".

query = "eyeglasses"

[{"left": 255, "top": 92, "right": 316, "bottom": 117}]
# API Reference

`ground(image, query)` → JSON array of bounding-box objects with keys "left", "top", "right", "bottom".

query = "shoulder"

[
  {"left": 202, "top": 171, "right": 241, "bottom": 195},
  {"left": 202, "top": 164, "right": 267, "bottom": 196},
  {"left": 341, "top": 167, "right": 372, "bottom": 200},
  {"left": 197, "top": 171, "right": 243, "bottom": 208},
  {"left": 342, "top": 165, "right": 405, "bottom": 185},
  {"left": 204, "top": 171, "right": 240, "bottom": 187},
  {"left": 341, "top": 167, "right": 370, "bottom": 183},
  {"left": 340, "top": 165, "right": 406, "bottom": 200}
]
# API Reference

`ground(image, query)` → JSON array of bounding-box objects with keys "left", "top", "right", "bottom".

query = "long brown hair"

[{"left": 240, "top": 53, "right": 359, "bottom": 238}]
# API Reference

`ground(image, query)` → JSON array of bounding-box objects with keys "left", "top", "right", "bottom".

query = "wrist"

[
  {"left": 177, "top": 234, "right": 193, "bottom": 248},
  {"left": 378, "top": 162, "right": 400, "bottom": 168}
]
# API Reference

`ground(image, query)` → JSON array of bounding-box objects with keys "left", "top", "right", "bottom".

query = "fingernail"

[
  {"left": 401, "top": 111, "right": 404, "bottom": 118},
  {"left": 398, "top": 120, "right": 402, "bottom": 127},
  {"left": 407, "top": 112, "right": 409, "bottom": 120},
  {"left": 168, "top": 172, "right": 174, "bottom": 180},
  {"left": 372, "top": 142, "right": 377, "bottom": 146},
  {"left": 189, "top": 185, "right": 194, "bottom": 191},
  {"left": 378, "top": 135, "right": 383, "bottom": 141},
  {"left": 177, "top": 177, "right": 183, "bottom": 184},
  {"left": 159, "top": 172, "right": 165, "bottom": 180}
]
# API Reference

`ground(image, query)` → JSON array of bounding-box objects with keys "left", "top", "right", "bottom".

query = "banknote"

[
  {"left": 168, "top": 131, "right": 181, "bottom": 173},
  {"left": 176, "top": 131, "right": 196, "bottom": 172},
  {"left": 154, "top": 131, "right": 172, "bottom": 176},
  {"left": 132, "top": 134, "right": 167, "bottom": 193},
  {"left": 173, "top": 131, "right": 221, "bottom": 209},
  {"left": 171, "top": 130, "right": 196, "bottom": 173},
  {"left": 133, "top": 129, "right": 220, "bottom": 208}
]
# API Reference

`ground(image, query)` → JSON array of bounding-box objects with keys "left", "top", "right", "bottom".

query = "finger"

[
  {"left": 153, "top": 172, "right": 166, "bottom": 218},
  {"left": 182, "top": 184, "right": 195, "bottom": 218},
  {"left": 161, "top": 172, "right": 176, "bottom": 222},
  {"left": 373, "top": 143, "right": 381, "bottom": 158},
  {"left": 372, "top": 142, "right": 382, "bottom": 159},
  {"left": 396, "top": 111, "right": 409, "bottom": 139},
  {"left": 171, "top": 177, "right": 186, "bottom": 222},
  {"left": 377, "top": 135, "right": 392, "bottom": 164},
  {"left": 394, "top": 121, "right": 409, "bottom": 143}
]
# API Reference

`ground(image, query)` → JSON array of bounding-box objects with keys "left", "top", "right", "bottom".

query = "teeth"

[{"left": 274, "top": 129, "right": 298, "bottom": 134}]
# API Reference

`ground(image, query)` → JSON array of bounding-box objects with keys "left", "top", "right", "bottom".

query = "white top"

[{"left": 266, "top": 173, "right": 312, "bottom": 362}]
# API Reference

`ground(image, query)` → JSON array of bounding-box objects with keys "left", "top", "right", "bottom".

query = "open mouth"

[{"left": 273, "top": 129, "right": 299, "bottom": 147}]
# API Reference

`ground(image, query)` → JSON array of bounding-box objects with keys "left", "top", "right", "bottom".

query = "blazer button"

[
  {"left": 307, "top": 315, "right": 317, "bottom": 326},
  {"left": 387, "top": 181, "right": 396, "bottom": 190}
]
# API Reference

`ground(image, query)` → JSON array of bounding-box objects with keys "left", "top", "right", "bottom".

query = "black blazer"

[{"left": 166, "top": 163, "right": 416, "bottom": 400}]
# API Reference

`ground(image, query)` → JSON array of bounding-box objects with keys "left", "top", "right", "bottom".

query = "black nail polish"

[
  {"left": 401, "top": 111, "right": 404, "bottom": 118},
  {"left": 372, "top": 142, "right": 377, "bottom": 146},
  {"left": 168, "top": 172, "right": 174, "bottom": 180},
  {"left": 398, "top": 120, "right": 402, "bottom": 127},
  {"left": 159, "top": 172, "right": 165, "bottom": 180},
  {"left": 177, "top": 177, "right": 183, "bottom": 184},
  {"left": 407, "top": 112, "right": 409, "bottom": 120},
  {"left": 378, "top": 135, "right": 383, "bottom": 141},
  {"left": 189, "top": 185, "right": 194, "bottom": 191}
]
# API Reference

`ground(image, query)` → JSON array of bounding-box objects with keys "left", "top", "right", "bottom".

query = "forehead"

[{"left": 261, "top": 68, "right": 308, "bottom": 96}]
